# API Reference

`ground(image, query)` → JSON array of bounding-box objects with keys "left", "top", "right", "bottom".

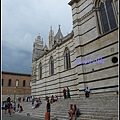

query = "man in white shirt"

[{"left": 85, "top": 87, "right": 90, "bottom": 98}]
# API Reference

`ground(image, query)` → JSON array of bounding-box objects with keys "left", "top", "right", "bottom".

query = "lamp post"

[
  {"left": 14, "top": 87, "right": 16, "bottom": 101},
  {"left": 15, "top": 80, "right": 18, "bottom": 101}
]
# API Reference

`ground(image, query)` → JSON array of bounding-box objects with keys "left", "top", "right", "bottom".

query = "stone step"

[
  {"left": 14, "top": 94, "right": 118, "bottom": 120},
  {"left": 15, "top": 112, "right": 117, "bottom": 120},
  {"left": 17, "top": 109, "right": 118, "bottom": 120}
]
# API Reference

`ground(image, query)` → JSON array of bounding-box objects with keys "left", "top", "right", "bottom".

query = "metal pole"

[{"left": 14, "top": 87, "right": 16, "bottom": 101}]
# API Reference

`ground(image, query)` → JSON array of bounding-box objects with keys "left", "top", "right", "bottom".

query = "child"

[
  {"left": 8, "top": 103, "right": 13, "bottom": 116},
  {"left": 19, "top": 106, "right": 23, "bottom": 112},
  {"left": 13, "top": 101, "right": 16, "bottom": 112}
]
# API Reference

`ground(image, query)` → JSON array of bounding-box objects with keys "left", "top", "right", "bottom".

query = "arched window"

[
  {"left": 49, "top": 56, "right": 54, "bottom": 75},
  {"left": 39, "top": 62, "right": 42, "bottom": 79},
  {"left": 64, "top": 48, "right": 71, "bottom": 70},
  {"left": 8, "top": 79, "right": 12, "bottom": 86},
  {"left": 16, "top": 79, "right": 19, "bottom": 87},
  {"left": 23, "top": 80, "right": 26, "bottom": 87},
  {"left": 96, "top": 0, "right": 117, "bottom": 34}
]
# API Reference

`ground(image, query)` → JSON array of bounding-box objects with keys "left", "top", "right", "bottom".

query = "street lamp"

[
  {"left": 14, "top": 79, "right": 19, "bottom": 101},
  {"left": 14, "top": 87, "right": 16, "bottom": 100}
]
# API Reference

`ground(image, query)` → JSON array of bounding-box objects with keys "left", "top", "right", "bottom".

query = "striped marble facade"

[{"left": 31, "top": 0, "right": 118, "bottom": 98}]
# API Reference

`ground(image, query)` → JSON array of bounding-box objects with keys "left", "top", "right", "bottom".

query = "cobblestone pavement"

[{"left": 1, "top": 110, "right": 44, "bottom": 120}]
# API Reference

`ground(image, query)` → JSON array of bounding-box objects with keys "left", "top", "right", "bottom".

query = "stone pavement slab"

[{"left": 1, "top": 110, "right": 44, "bottom": 120}]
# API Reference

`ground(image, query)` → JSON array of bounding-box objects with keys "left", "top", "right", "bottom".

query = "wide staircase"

[{"left": 15, "top": 93, "right": 118, "bottom": 120}]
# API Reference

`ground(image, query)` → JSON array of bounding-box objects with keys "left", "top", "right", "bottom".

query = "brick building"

[{"left": 1, "top": 71, "right": 31, "bottom": 101}]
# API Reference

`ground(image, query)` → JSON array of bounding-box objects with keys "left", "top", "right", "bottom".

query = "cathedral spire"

[
  {"left": 58, "top": 25, "right": 60, "bottom": 30},
  {"left": 37, "top": 33, "right": 41, "bottom": 40},
  {"left": 49, "top": 26, "right": 54, "bottom": 35},
  {"left": 49, "top": 26, "right": 54, "bottom": 49},
  {"left": 32, "top": 34, "right": 45, "bottom": 62}
]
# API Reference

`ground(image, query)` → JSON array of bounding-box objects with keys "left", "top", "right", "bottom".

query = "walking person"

[
  {"left": 67, "top": 87, "right": 71, "bottom": 99},
  {"left": 32, "top": 95, "right": 34, "bottom": 106},
  {"left": 17, "top": 101, "right": 20, "bottom": 112},
  {"left": 63, "top": 88, "right": 66, "bottom": 99},
  {"left": 4, "top": 101, "right": 8, "bottom": 114}
]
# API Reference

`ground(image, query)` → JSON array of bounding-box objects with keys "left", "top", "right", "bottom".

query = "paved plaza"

[{"left": 1, "top": 110, "right": 43, "bottom": 120}]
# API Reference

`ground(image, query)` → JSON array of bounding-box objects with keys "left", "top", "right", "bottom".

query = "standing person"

[
  {"left": 8, "top": 103, "right": 13, "bottom": 117},
  {"left": 7, "top": 96, "right": 11, "bottom": 114},
  {"left": 23, "top": 97, "right": 25, "bottom": 101},
  {"left": 25, "top": 97, "right": 27, "bottom": 102},
  {"left": 32, "top": 96, "right": 34, "bottom": 106},
  {"left": 17, "top": 100, "right": 20, "bottom": 112},
  {"left": 63, "top": 88, "right": 66, "bottom": 99},
  {"left": 13, "top": 101, "right": 16, "bottom": 112},
  {"left": 4, "top": 102, "right": 8, "bottom": 114},
  {"left": 67, "top": 87, "right": 71, "bottom": 99},
  {"left": 7, "top": 96, "right": 11, "bottom": 104},
  {"left": 16, "top": 96, "right": 18, "bottom": 102},
  {"left": 45, "top": 99, "right": 50, "bottom": 120},
  {"left": 85, "top": 87, "right": 90, "bottom": 98}
]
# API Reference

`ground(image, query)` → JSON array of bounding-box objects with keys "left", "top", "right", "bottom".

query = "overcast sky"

[{"left": 1, "top": 0, "right": 73, "bottom": 74}]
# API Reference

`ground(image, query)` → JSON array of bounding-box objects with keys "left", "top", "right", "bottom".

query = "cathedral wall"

[
  {"left": 31, "top": 0, "right": 118, "bottom": 98},
  {"left": 71, "top": 0, "right": 118, "bottom": 95},
  {"left": 78, "top": 30, "right": 118, "bottom": 93},
  {"left": 31, "top": 36, "right": 79, "bottom": 98}
]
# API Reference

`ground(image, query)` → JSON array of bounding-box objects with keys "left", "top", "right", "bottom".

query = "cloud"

[{"left": 2, "top": 0, "right": 72, "bottom": 74}]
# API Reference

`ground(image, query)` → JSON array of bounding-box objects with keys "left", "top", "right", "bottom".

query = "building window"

[
  {"left": 112, "top": 57, "right": 118, "bottom": 63},
  {"left": 39, "top": 62, "right": 42, "bottom": 79},
  {"left": 16, "top": 79, "right": 19, "bottom": 87},
  {"left": 8, "top": 79, "right": 12, "bottom": 86},
  {"left": 2, "top": 79, "right": 4, "bottom": 86},
  {"left": 49, "top": 56, "right": 54, "bottom": 75},
  {"left": 64, "top": 48, "right": 71, "bottom": 70},
  {"left": 97, "top": 0, "right": 117, "bottom": 34},
  {"left": 23, "top": 80, "right": 26, "bottom": 87}
]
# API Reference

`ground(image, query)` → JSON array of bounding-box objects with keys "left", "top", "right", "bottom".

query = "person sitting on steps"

[
  {"left": 19, "top": 106, "right": 23, "bottom": 113},
  {"left": 32, "top": 100, "right": 40, "bottom": 109},
  {"left": 85, "top": 86, "right": 90, "bottom": 98},
  {"left": 70, "top": 104, "right": 81, "bottom": 120},
  {"left": 68, "top": 104, "right": 74, "bottom": 120}
]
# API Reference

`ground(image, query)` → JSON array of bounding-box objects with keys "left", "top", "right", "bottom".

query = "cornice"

[{"left": 68, "top": 0, "right": 80, "bottom": 6}]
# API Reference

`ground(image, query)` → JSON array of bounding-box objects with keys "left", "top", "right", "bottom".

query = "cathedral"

[{"left": 31, "top": 0, "right": 118, "bottom": 98}]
